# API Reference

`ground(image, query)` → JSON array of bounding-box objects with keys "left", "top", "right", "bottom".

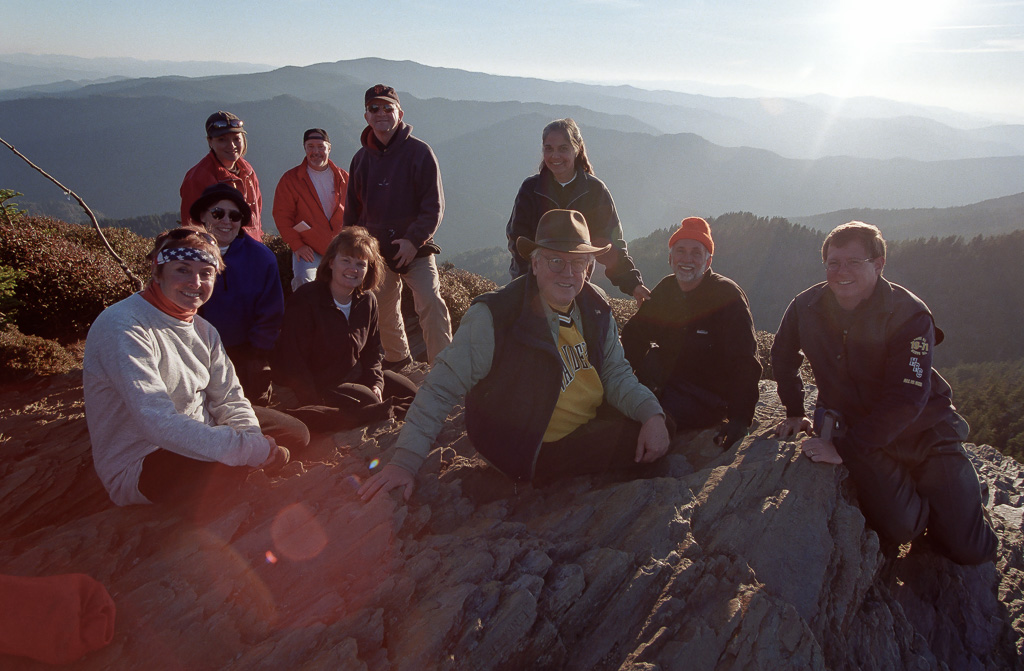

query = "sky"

[{"left": 5, "top": 0, "right": 1024, "bottom": 122}]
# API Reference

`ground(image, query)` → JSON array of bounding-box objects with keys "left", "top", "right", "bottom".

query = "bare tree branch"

[{"left": 0, "top": 136, "right": 144, "bottom": 291}]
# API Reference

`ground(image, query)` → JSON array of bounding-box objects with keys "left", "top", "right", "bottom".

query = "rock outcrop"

[{"left": 1, "top": 374, "right": 1021, "bottom": 670}]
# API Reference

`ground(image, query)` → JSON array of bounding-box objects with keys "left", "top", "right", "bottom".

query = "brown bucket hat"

[{"left": 516, "top": 209, "right": 612, "bottom": 258}]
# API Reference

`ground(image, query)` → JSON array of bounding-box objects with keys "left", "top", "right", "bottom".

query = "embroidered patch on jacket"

[
  {"left": 910, "top": 336, "right": 929, "bottom": 357},
  {"left": 908, "top": 356, "right": 924, "bottom": 379}
]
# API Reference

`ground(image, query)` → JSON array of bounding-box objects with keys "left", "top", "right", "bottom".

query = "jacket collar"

[
  {"left": 315, "top": 280, "right": 369, "bottom": 307},
  {"left": 809, "top": 276, "right": 894, "bottom": 317},
  {"left": 300, "top": 157, "right": 338, "bottom": 175},
  {"left": 204, "top": 151, "right": 252, "bottom": 178},
  {"left": 536, "top": 166, "right": 590, "bottom": 201},
  {"left": 360, "top": 122, "right": 412, "bottom": 155}
]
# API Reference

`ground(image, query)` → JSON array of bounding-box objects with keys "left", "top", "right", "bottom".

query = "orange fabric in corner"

[{"left": 0, "top": 573, "right": 116, "bottom": 664}]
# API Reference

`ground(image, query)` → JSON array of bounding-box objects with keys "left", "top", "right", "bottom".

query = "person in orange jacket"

[
  {"left": 273, "top": 128, "right": 349, "bottom": 290},
  {"left": 179, "top": 111, "right": 263, "bottom": 240}
]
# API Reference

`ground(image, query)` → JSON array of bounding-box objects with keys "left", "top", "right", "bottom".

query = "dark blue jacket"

[
  {"left": 771, "top": 278, "right": 956, "bottom": 455},
  {"left": 199, "top": 234, "right": 284, "bottom": 352},
  {"left": 464, "top": 274, "right": 611, "bottom": 481},
  {"left": 343, "top": 123, "right": 444, "bottom": 251}
]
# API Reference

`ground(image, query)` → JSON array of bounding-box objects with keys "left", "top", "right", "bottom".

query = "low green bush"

[
  {"left": 0, "top": 189, "right": 26, "bottom": 226},
  {"left": 0, "top": 216, "right": 149, "bottom": 341},
  {"left": 0, "top": 324, "right": 79, "bottom": 381},
  {"left": 0, "top": 264, "right": 26, "bottom": 326}
]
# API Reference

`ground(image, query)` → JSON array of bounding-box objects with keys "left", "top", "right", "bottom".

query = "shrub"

[
  {"left": 608, "top": 297, "right": 637, "bottom": 327},
  {"left": 0, "top": 189, "right": 26, "bottom": 226},
  {"left": 438, "top": 262, "right": 498, "bottom": 331},
  {"left": 0, "top": 216, "right": 150, "bottom": 341},
  {"left": 0, "top": 264, "right": 26, "bottom": 326},
  {"left": 0, "top": 324, "right": 79, "bottom": 381},
  {"left": 756, "top": 330, "right": 814, "bottom": 383},
  {"left": 263, "top": 234, "right": 295, "bottom": 299}
]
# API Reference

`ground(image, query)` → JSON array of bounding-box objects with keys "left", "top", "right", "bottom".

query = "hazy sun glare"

[{"left": 838, "top": 0, "right": 955, "bottom": 45}]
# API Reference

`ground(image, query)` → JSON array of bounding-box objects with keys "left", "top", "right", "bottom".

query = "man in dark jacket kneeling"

[
  {"left": 772, "top": 221, "right": 996, "bottom": 565},
  {"left": 622, "top": 217, "right": 761, "bottom": 450},
  {"left": 359, "top": 209, "right": 670, "bottom": 501}
]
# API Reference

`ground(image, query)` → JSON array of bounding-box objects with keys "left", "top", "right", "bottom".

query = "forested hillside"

[
  {"left": 453, "top": 213, "right": 1024, "bottom": 368},
  {"left": 942, "top": 359, "right": 1024, "bottom": 463},
  {"left": 641, "top": 214, "right": 1024, "bottom": 367},
  {"left": 792, "top": 191, "right": 1024, "bottom": 240}
]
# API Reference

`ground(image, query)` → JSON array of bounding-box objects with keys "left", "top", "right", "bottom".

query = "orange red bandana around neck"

[{"left": 141, "top": 282, "right": 197, "bottom": 322}]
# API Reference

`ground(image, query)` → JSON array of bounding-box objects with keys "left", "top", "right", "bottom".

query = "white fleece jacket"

[{"left": 83, "top": 293, "right": 271, "bottom": 505}]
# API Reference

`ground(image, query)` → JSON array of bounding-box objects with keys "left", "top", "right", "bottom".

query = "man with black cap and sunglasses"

[
  {"left": 180, "top": 111, "right": 263, "bottom": 241},
  {"left": 359, "top": 209, "right": 671, "bottom": 502},
  {"left": 273, "top": 128, "right": 349, "bottom": 290},
  {"left": 344, "top": 84, "right": 452, "bottom": 370}
]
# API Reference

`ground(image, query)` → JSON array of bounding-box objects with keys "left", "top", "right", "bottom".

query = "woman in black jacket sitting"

[{"left": 274, "top": 226, "right": 418, "bottom": 430}]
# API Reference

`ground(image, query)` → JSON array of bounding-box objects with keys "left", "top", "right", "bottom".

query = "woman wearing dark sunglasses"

[
  {"left": 179, "top": 110, "right": 264, "bottom": 241},
  {"left": 190, "top": 183, "right": 285, "bottom": 406},
  {"left": 83, "top": 227, "right": 308, "bottom": 509}
]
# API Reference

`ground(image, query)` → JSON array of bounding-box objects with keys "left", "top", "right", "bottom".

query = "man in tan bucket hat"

[{"left": 360, "top": 209, "right": 671, "bottom": 501}]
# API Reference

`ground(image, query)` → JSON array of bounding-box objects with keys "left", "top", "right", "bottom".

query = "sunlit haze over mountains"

[{"left": 4, "top": 0, "right": 1023, "bottom": 122}]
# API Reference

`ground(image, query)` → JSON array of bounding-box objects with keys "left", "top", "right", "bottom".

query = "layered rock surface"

[{"left": 1, "top": 374, "right": 1021, "bottom": 670}]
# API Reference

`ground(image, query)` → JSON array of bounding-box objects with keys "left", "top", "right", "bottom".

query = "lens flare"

[
  {"left": 265, "top": 551, "right": 278, "bottom": 564},
  {"left": 369, "top": 459, "right": 380, "bottom": 470},
  {"left": 270, "top": 503, "right": 328, "bottom": 561}
]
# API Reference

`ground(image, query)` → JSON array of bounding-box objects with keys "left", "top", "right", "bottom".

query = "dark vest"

[{"left": 464, "top": 275, "right": 611, "bottom": 481}]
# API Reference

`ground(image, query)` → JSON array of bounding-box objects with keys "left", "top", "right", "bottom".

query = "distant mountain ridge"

[
  {"left": 790, "top": 192, "right": 1024, "bottom": 240},
  {"left": 2, "top": 57, "right": 1024, "bottom": 256},
  {"left": 12, "top": 56, "right": 1023, "bottom": 160},
  {"left": 0, "top": 53, "right": 272, "bottom": 92}
]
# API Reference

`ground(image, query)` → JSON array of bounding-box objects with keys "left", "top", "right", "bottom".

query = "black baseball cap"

[
  {"left": 364, "top": 84, "right": 400, "bottom": 107},
  {"left": 303, "top": 128, "right": 331, "bottom": 143},
  {"left": 205, "top": 111, "right": 245, "bottom": 138}
]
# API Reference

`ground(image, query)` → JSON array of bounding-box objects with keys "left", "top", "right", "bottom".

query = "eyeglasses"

[
  {"left": 208, "top": 119, "right": 244, "bottom": 130},
  {"left": 366, "top": 104, "right": 397, "bottom": 113},
  {"left": 542, "top": 255, "right": 590, "bottom": 275},
  {"left": 209, "top": 207, "right": 243, "bottom": 223},
  {"left": 824, "top": 257, "right": 875, "bottom": 273},
  {"left": 166, "top": 227, "right": 217, "bottom": 245}
]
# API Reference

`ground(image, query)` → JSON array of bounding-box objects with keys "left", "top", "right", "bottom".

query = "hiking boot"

[{"left": 382, "top": 355, "right": 412, "bottom": 371}]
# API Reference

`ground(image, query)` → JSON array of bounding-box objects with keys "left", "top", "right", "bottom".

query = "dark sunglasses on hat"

[
  {"left": 209, "top": 207, "right": 243, "bottom": 223},
  {"left": 208, "top": 119, "right": 244, "bottom": 130}
]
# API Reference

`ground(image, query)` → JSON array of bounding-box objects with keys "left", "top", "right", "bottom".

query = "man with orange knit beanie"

[{"left": 622, "top": 216, "right": 761, "bottom": 449}]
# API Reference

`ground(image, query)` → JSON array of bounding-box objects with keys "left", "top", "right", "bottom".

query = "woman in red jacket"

[{"left": 179, "top": 110, "right": 263, "bottom": 240}]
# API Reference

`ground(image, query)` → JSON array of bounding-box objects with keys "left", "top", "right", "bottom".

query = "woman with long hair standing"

[{"left": 506, "top": 118, "right": 650, "bottom": 302}]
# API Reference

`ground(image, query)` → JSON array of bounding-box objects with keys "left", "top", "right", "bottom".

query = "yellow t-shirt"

[{"left": 543, "top": 314, "right": 604, "bottom": 442}]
